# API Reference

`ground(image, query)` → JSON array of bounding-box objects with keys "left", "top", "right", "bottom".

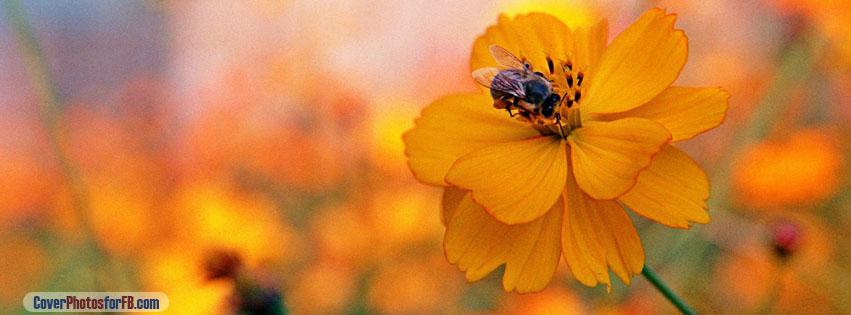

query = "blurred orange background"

[{"left": 1, "top": 0, "right": 850, "bottom": 314}]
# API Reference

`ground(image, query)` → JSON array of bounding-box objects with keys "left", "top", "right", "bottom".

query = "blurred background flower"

[{"left": 1, "top": 0, "right": 849, "bottom": 313}]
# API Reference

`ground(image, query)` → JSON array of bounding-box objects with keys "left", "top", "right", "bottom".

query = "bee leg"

[
  {"left": 555, "top": 113, "right": 566, "bottom": 139},
  {"left": 511, "top": 96, "right": 521, "bottom": 117}
]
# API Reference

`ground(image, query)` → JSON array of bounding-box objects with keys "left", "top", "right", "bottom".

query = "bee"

[{"left": 472, "top": 45, "right": 563, "bottom": 121}]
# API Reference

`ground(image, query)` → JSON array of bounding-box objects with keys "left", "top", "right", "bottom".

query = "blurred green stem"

[
  {"left": 642, "top": 265, "right": 697, "bottom": 315},
  {"left": 2, "top": 0, "right": 104, "bottom": 289}
]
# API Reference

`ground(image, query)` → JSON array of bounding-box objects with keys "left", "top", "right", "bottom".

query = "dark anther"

[
  {"left": 577, "top": 72, "right": 584, "bottom": 86},
  {"left": 546, "top": 57, "right": 554, "bottom": 74},
  {"left": 534, "top": 71, "right": 545, "bottom": 77},
  {"left": 565, "top": 61, "right": 573, "bottom": 71},
  {"left": 574, "top": 91, "right": 581, "bottom": 102},
  {"left": 566, "top": 76, "right": 573, "bottom": 88},
  {"left": 566, "top": 99, "right": 574, "bottom": 108}
]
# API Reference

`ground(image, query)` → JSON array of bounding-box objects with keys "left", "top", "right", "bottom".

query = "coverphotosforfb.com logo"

[{"left": 23, "top": 292, "right": 169, "bottom": 312}]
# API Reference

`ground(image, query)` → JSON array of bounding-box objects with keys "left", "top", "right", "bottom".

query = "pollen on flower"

[
  {"left": 549, "top": 58, "right": 585, "bottom": 132},
  {"left": 556, "top": 63, "right": 586, "bottom": 110}
]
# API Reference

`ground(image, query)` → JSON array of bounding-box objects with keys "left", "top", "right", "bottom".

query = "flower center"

[{"left": 521, "top": 56, "right": 585, "bottom": 138}]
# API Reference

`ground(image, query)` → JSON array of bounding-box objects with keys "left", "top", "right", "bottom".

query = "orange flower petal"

[
  {"left": 567, "top": 118, "right": 671, "bottom": 200},
  {"left": 598, "top": 200, "right": 645, "bottom": 280},
  {"left": 620, "top": 145, "right": 711, "bottom": 228},
  {"left": 441, "top": 186, "right": 466, "bottom": 226},
  {"left": 601, "top": 86, "right": 729, "bottom": 142},
  {"left": 581, "top": 9, "right": 687, "bottom": 115},
  {"left": 560, "top": 210, "right": 598, "bottom": 286},
  {"left": 444, "top": 193, "right": 563, "bottom": 293},
  {"left": 404, "top": 93, "right": 538, "bottom": 186},
  {"left": 471, "top": 13, "right": 573, "bottom": 74},
  {"left": 572, "top": 19, "right": 608, "bottom": 76},
  {"left": 445, "top": 136, "right": 566, "bottom": 224},
  {"left": 562, "top": 181, "right": 607, "bottom": 286},
  {"left": 562, "top": 168, "right": 644, "bottom": 288}
]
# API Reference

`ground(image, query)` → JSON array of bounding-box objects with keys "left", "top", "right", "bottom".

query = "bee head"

[{"left": 540, "top": 94, "right": 560, "bottom": 118}]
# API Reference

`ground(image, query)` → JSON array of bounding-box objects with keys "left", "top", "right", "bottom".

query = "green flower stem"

[
  {"left": 2, "top": 0, "right": 105, "bottom": 290},
  {"left": 641, "top": 265, "right": 697, "bottom": 315}
]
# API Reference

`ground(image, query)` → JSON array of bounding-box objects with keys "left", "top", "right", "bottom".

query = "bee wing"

[
  {"left": 490, "top": 70, "right": 526, "bottom": 98},
  {"left": 489, "top": 45, "right": 525, "bottom": 69},
  {"left": 472, "top": 67, "right": 500, "bottom": 88}
]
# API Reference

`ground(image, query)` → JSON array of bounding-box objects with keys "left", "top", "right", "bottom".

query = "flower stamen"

[{"left": 546, "top": 57, "right": 554, "bottom": 74}]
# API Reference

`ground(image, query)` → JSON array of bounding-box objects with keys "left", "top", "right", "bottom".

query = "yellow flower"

[{"left": 404, "top": 9, "right": 729, "bottom": 293}]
